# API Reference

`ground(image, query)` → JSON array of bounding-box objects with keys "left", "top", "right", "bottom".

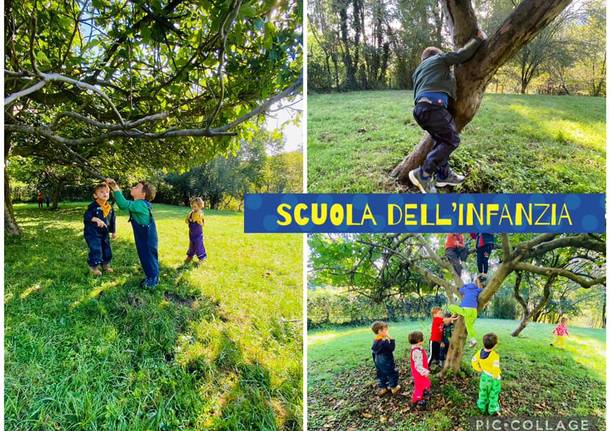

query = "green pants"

[
  {"left": 477, "top": 373, "right": 501, "bottom": 414},
  {"left": 448, "top": 304, "right": 477, "bottom": 339}
]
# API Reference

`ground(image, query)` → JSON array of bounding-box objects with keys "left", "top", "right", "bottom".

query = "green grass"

[
  {"left": 308, "top": 319, "right": 605, "bottom": 430},
  {"left": 308, "top": 91, "right": 605, "bottom": 193},
  {"left": 5, "top": 202, "right": 303, "bottom": 430}
]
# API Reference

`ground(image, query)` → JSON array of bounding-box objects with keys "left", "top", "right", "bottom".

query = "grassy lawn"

[
  {"left": 5, "top": 202, "right": 303, "bottom": 430},
  {"left": 308, "top": 91, "right": 605, "bottom": 193},
  {"left": 308, "top": 319, "right": 605, "bottom": 430}
]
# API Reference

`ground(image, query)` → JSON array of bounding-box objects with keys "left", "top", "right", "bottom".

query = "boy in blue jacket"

[
  {"left": 408, "top": 30, "right": 486, "bottom": 193},
  {"left": 84, "top": 184, "right": 116, "bottom": 276},
  {"left": 371, "top": 321, "right": 401, "bottom": 396}
]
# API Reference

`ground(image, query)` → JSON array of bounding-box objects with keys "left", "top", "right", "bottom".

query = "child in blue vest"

[
  {"left": 83, "top": 183, "right": 116, "bottom": 276},
  {"left": 106, "top": 178, "right": 159, "bottom": 288}
]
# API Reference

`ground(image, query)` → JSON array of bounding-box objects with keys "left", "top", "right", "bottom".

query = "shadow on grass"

[
  {"left": 5, "top": 204, "right": 292, "bottom": 430},
  {"left": 308, "top": 350, "right": 605, "bottom": 431}
]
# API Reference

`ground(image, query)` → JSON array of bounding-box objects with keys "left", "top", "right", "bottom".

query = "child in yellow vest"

[{"left": 471, "top": 333, "right": 501, "bottom": 415}]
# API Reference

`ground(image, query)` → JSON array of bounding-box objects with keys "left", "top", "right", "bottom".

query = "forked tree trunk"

[
  {"left": 391, "top": 0, "right": 573, "bottom": 185},
  {"left": 512, "top": 273, "right": 555, "bottom": 337},
  {"left": 443, "top": 260, "right": 513, "bottom": 373}
]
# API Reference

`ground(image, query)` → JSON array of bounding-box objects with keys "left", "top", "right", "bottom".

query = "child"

[
  {"left": 409, "top": 331, "right": 431, "bottom": 410},
  {"left": 471, "top": 233, "right": 495, "bottom": 276},
  {"left": 428, "top": 307, "right": 444, "bottom": 369},
  {"left": 371, "top": 321, "right": 401, "bottom": 396},
  {"left": 445, "top": 233, "right": 468, "bottom": 276},
  {"left": 408, "top": 30, "right": 487, "bottom": 193},
  {"left": 106, "top": 178, "right": 159, "bottom": 289},
  {"left": 83, "top": 184, "right": 116, "bottom": 276},
  {"left": 449, "top": 275, "right": 485, "bottom": 347},
  {"left": 440, "top": 311, "right": 455, "bottom": 365},
  {"left": 471, "top": 333, "right": 501, "bottom": 415},
  {"left": 551, "top": 317, "right": 569, "bottom": 349},
  {"left": 184, "top": 197, "right": 207, "bottom": 266}
]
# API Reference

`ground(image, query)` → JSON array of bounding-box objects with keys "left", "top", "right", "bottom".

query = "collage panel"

[
  {"left": 5, "top": 0, "right": 303, "bottom": 429},
  {"left": 307, "top": 233, "right": 606, "bottom": 430},
  {"left": 307, "top": 0, "right": 605, "bottom": 194}
]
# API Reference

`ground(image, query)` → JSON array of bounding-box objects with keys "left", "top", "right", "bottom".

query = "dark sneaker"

[
  {"left": 409, "top": 168, "right": 437, "bottom": 193},
  {"left": 140, "top": 278, "right": 159, "bottom": 289},
  {"left": 423, "top": 389, "right": 431, "bottom": 400},
  {"left": 415, "top": 400, "right": 428, "bottom": 410},
  {"left": 436, "top": 168, "right": 465, "bottom": 187}
]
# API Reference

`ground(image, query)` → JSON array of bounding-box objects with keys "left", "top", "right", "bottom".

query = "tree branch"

[
  {"left": 513, "top": 262, "right": 606, "bottom": 288},
  {"left": 442, "top": 0, "right": 480, "bottom": 47},
  {"left": 6, "top": 74, "right": 302, "bottom": 143},
  {"left": 479, "top": 0, "right": 573, "bottom": 78}
]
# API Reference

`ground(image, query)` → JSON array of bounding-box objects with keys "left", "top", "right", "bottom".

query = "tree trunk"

[
  {"left": 4, "top": 147, "right": 21, "bottom": 236},
  {"left": 51, "top": 182, "right": 62, "bottom": 210},
  {"left": 443, "top": 260, "right": 513, "bottom": 373},
  {"left": 443, "top": 317, "right": 467, "bottom": 372},
  {"left": 391, "top": 0, "right": 573, "bottom": 185},
  {"left": 338, "top": 1, "right": 357, "bottom": 89},
  {"left": 511, "top": 272, "right": 529, "bottom": 336}
]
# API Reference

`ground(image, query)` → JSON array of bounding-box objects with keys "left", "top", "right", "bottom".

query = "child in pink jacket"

[
  {"left": 409, "top": 331, "right": 431, "bottom": 409},
  {"left": 551, "top": 317, "right": 569, "bottom": 349}
]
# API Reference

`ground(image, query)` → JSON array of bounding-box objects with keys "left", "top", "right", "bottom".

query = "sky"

[{"left": 265, "top": 98, "right": 303, "bottom": 153}]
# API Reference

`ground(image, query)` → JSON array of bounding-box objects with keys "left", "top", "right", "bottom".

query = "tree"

[
  {"left": 310, "top": 233, "right": 605, "bottom": 373},
  {"left": 5, "top": 0, "right": 302, "bottom": 234},
  {"left": 391, "top": 0, "right": 574, "bottom": 185}
]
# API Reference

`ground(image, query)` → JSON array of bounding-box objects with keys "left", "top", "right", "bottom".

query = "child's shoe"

[
  {"left": 415, "top": 400, "right": 428, "bottom": 410},
  {"left": 184, "top": 256, "right": 193, "bottom": 265},
  {"left": 377, "top": 388, "right": 389, "bottom": 396},
  {"left": 90, "top": 266, "right": 102, "bottom": 276},
  {"left": 423, "top": 389, "right": 431, "bottom": 400},
  {"left": 409, "top": 168, "right": 437, "bottom": 194},
  {"left": 390, "top": 385, "right": 401, "bottom": 395},
  {"left": 436, "top": 168, "right": 465, "bottom": 187},
  {"left": 102, "top": 264, "right": 113, "bottom": 273},
  {"left": 469, "top": 338, "right": 477, "bottom": 348},
  {"left": 140, "top": 278, "right": 159, "bottom": 290}
]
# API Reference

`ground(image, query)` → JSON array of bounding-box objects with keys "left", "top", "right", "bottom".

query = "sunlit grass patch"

[
  {"left": 5, "top": 202, "right": 303, "bottom": 430},
  {"left": 308, "top": 91, "right": 605, "bottom": 193}
]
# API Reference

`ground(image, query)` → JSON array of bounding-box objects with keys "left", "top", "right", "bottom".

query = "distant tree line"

[
  {"left": 9, "top": 135, "right": 302, "bottom": 211},
  {"left": 308, "top": 0, "right": 605, "bottom": 96}
]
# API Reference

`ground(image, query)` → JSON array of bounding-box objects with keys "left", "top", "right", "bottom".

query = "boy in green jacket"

[
  {"left": 106, "top": 178, "right": 159, "bottom": 288},
  {"left": 409, "top": 30, "right": 486, "bottom": 193}
]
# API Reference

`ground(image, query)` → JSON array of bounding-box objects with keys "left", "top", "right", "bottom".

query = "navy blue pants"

[
  {"left": 440, "top": 338, "right": 450, "bottom": 361},
  {"left": 413, "top": 102, "right": 460, "bottom": 177},
  {"left": 374, "top": 356, "right": 399, "bottom": 388},
  {"left": 477, "top": 244, "right": 493, "bottom": 274},
  {"left": 131, "top": 218, "right": 159, "bottom": 285},
  {"left": 85, "top": 234, "right": 112, "bottom": 267}
]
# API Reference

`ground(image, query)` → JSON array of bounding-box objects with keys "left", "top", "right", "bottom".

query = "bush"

[{"left": 307, "top": 288, "right": 447, "bottom": 328}]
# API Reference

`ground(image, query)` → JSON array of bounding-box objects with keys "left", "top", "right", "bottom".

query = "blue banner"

[{"left": 243, "top": 194, "right": 605, "bottom": 233}]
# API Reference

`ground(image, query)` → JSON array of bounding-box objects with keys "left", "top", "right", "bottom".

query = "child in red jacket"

[
  {"left": 409, "top": 331, "right": 431, "bottom": 410},
  {"left": 428, "top": 307, "right": 444, "bottom": 370}
]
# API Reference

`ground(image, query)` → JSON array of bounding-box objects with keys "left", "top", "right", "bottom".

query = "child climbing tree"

[{"left": 310, "top": 233, "right": 605, "bottom": 372}]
